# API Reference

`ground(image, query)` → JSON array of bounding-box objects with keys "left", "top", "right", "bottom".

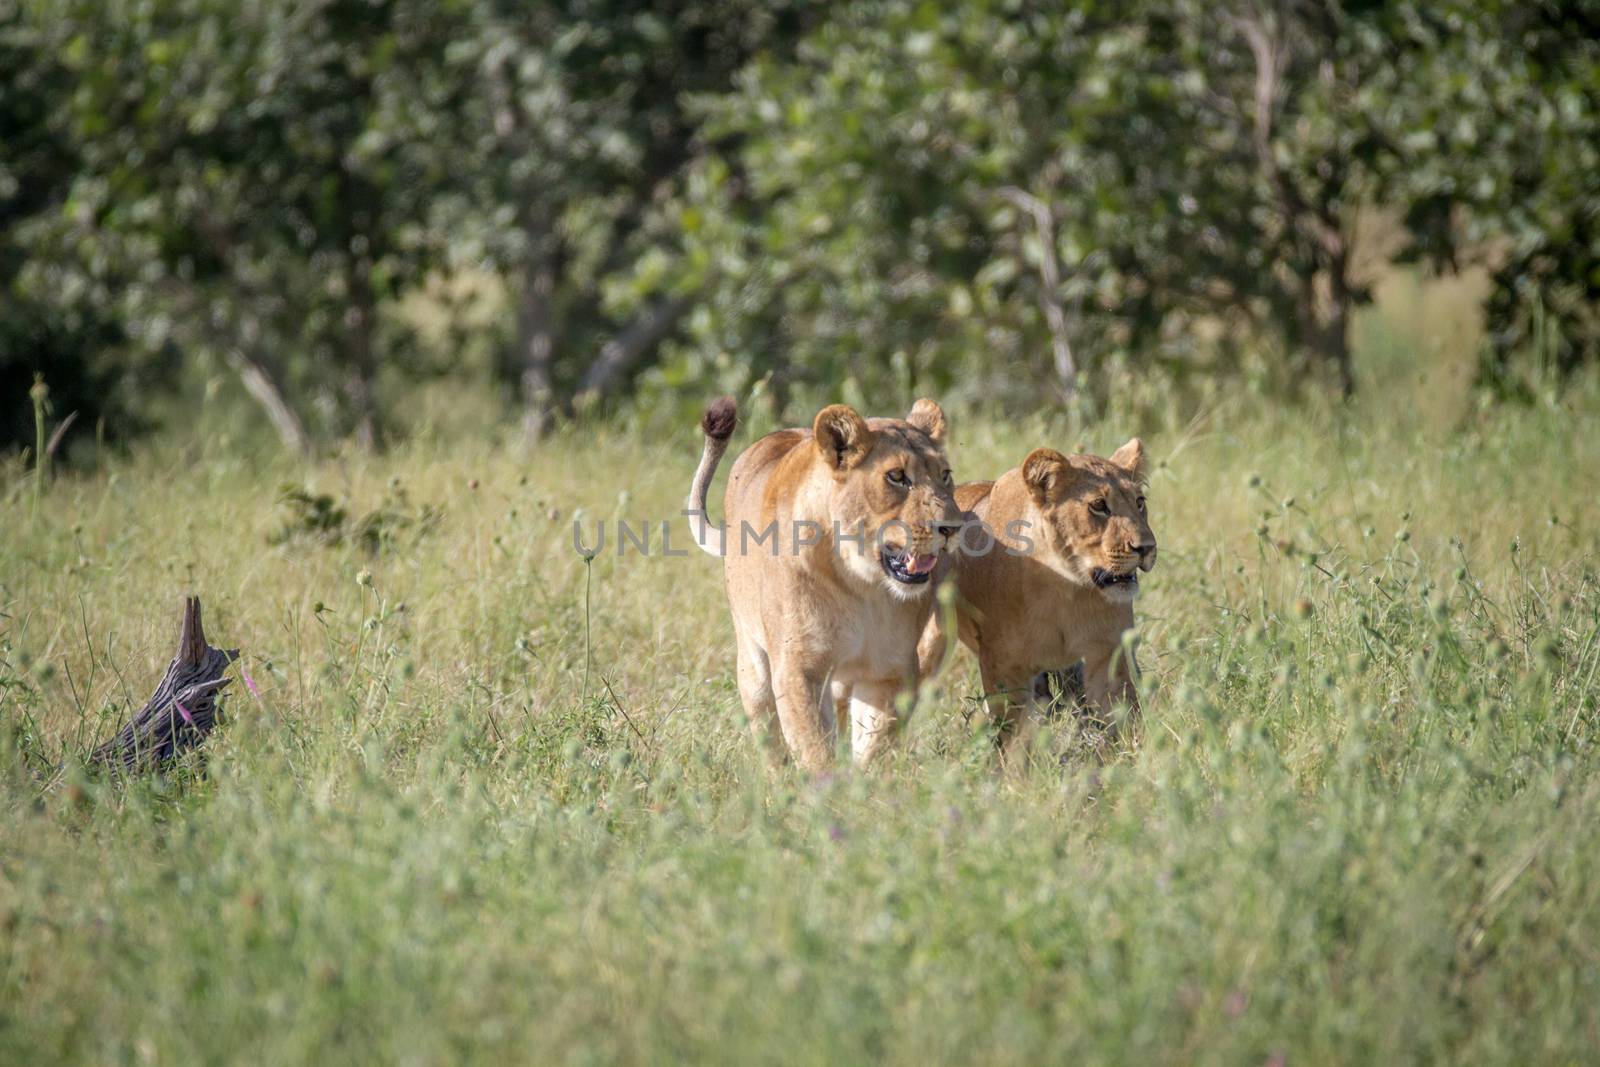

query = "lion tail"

[{"left": 685, "top": 396, "right": 737, "bottom": 557}]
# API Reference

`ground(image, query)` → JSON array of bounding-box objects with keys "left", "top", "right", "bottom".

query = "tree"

[
  {"left": 0, "top": 3, "right": 151, "bottom": 455},
  {"left": 1391, "top": 0, "right": 1600, "bottom": 384},
  {"left": 438, "top": 0, "right": 812, "bottom": 438},
  {"left": 6, "top": 0, "right": 1594, "bottom": 450},
  {"left": 638, "top": 0, "right": 1403, "bottom": 409},
  {"left": 643, "top": 0, "right": 1149, "bottom": 411},
  {"left": 24, "top": 0, "right": 473, "bottom": 451},
  {"left": 645, "top": 0, "right": 1597, "bottom": 410}
]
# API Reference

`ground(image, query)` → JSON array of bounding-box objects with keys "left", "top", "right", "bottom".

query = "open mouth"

[
  {"left": 881, "top": 546, "right": 939, "bottom": 585},
  {"left": 1091, "top": 568, "right": 1139, "bottom": 591}
]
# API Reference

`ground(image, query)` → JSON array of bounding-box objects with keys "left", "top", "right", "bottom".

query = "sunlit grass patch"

[{"left": 2, "top": 374, "right": 1598, "bottom": 1064}]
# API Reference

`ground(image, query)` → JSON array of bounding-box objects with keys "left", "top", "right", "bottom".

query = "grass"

[{"left": 3, "top": 339, "right": 1599, "bottom": 1063}]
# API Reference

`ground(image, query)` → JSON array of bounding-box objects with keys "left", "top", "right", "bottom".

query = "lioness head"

[
  {"left": 1020, "top": 438, "right": 1156, "bottom": 604},
  {"left": 813, "top": 398, "right": 963, "bottom": 599}
]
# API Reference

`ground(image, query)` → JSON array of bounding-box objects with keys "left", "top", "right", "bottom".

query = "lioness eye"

[
  {"left": 1136, "top": 497, "right": 1146, "bottom": 513},
  {"left": 942, "top": 470, "right": 953, "bottom": 487},
  {"left": 1090, "top": 499, "right": 1110, "bottom": 516},
  {"left": 886, "top": 469, "right": 911, "bottom": 488}
]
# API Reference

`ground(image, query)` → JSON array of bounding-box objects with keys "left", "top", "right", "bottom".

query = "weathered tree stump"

[{"left": 91, "top": 597, "right": 239, "bottom": 774}]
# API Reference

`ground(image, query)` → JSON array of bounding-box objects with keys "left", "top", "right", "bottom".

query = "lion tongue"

[{"left": 905, "top": 553, "right": 939, "bottom": 576}]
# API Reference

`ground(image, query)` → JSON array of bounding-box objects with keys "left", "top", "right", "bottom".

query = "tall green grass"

[{"left": 3, "top": 344, "right": 1599, "bottom": 1062}]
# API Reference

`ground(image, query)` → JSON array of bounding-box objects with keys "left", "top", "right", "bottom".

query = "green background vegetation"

[{"left": 3, "top": 0, "right": 1597, "bottom": 453}]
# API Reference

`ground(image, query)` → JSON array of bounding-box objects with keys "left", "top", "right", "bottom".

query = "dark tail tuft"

[{"left": 701, "top": 396, "right": 738, "bottom": 441}]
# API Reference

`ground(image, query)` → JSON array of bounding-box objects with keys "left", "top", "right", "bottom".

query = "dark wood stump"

[{"left": 91, "top": 597, "right": 239, "bottom": 774}]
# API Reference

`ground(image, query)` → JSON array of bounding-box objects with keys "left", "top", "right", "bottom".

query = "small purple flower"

[
  {"left": 828, "top": 824, "right": 845, "bottom": 842},
  {"left": 241, "top": 664, "right": 261, "bottom": 698},
  {"left": 175, "top": 699, "right": 195, "bottom": 726}
]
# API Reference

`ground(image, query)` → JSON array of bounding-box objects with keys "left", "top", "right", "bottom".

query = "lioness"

[
  {"left": 686, "top": 397, "right": 963, "bottom": 771},
  {"left": 920, "top": 439, "right": 1156, "bottom": 755}
]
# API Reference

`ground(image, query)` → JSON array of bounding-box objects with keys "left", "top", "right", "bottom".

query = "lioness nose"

[{"left": 1130, "top": 538, "right": 1155, "bottom": 557}]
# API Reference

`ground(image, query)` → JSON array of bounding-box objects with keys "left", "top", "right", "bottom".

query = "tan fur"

[
  {"left": 686, "top": 399, "right": 962, "bottom": 771},
  {"left": 919, "top": 438, "right": 1157, "bottom": 759}
]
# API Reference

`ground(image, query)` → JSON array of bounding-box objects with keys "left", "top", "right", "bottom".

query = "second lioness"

[{"left": 920, "top": 439, "right": 1156, "bottom": 753}]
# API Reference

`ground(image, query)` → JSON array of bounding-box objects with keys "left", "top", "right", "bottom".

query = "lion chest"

[{"left": 831, "top": 598, "right": 926, "bottom": 682}]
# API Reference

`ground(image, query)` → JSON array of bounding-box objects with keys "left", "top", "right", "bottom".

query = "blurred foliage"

[
  {"left": 1389, "top": 0, "right": 1599, "bottom": 389},
  {"left": 1, "top": 3, "right": 151, "bottom": 452},
  {"left": 1, "top": 0, "right": 1595, "bottom": 453},
  {"left": 16, "top": 0, "right": 479, "bottom": 449},
  {"left": 430, "top": 0, "right": 810, "bottom": 434},
  {"left": 653, "top": 0, "right": 1597, "bottom": 409},
  {"left": 269, "top": 480, "right": 443, "bottom": 555}
]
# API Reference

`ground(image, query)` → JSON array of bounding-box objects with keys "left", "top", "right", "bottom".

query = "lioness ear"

[
  {"left": 1109, "top": 437, "right": 1147, "bottom": 479},
  {"left": 1021, "top": 448, "right": 1071, "bottom": 505},
  {"left": 905, "top": 398, "right": 947, "bottom": 444},
  {"left": 813, "top": 404, "right": 874, "bottom": 470}
]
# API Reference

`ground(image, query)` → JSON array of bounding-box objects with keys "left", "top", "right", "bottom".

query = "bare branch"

[
  {"left": 574, "top": 293, "right": 696, "bottom": 403},
  {"left": 44, "top": 411, "right": 78, "bottom": 465},
  {"left": 226, "top": 350, "right": 312, "bottom": 455}
]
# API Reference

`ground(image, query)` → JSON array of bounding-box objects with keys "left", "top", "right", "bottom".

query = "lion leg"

[
  {"left": 978, "top": 655, "right": 1036, "bottom": 769},
  {"left": 771, "top": 656, "right": 833, "bottom": 773},
  {"left": 915, "top": 610, "right": 948, "bottom": 681},
  {"left": 848, "top": 678, "right": 908, "bottom": 765},
  {"left": 735, "top": 641, "right": 786, "bottom": 769},
  {"left": 1083, "top": 641, "right": 1140, "bottom": 741},
  {"left": 827, "top": 679, "right": 853, "bottom": 751}
]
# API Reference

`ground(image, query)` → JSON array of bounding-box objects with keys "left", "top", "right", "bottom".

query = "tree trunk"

[
  {"left": 227, "top": 350, "right": 312, "bottom": 455},
  {"left": 344, "top": 258, "right": 381, "bottom": 450},
  {"left": 1234, "top": 13, "right": 1355, "bottom": 398},
  {"left": 1324, "top": 247, "right": 1355, "bottom": 398},
  {"left": 516, "top": 224, "right": 560, "bottom": 442},
  {"left": 1291, "top": 273, "right": 1353, "bottom": 398}
]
